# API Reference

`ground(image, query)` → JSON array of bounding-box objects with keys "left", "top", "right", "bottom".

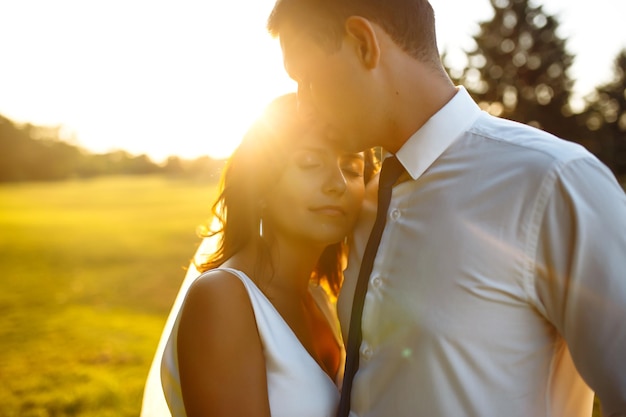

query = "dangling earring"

[{"left": 258, "top": 201, "right": 266, "bottom": 239}]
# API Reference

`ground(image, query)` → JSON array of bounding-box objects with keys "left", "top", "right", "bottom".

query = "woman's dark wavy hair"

[{"left": 196, "top": 93, "right": 376, "bottom": 297}]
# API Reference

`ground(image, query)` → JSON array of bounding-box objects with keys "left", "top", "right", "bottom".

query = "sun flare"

[
  {"left": 201, "top": 51, "right": 296, "bottom": 160},
  {"left": 1, "top": 0, "right": 623, "bottom": 163},
  {"left": 0, "top": 0, "right": 296, "bottom": 163}
]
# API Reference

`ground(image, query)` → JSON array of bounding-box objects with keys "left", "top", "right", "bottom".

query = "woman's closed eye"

[{"left": 341, "top": 157, "right": 365, "bottom": 179}]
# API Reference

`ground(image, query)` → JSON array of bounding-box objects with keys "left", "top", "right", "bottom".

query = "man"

[{"left": 267, "top": 0, "right": 626, "bottom": 416}]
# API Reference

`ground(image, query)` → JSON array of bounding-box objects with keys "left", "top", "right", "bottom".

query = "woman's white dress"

[{"left": 160, "top": 267, "right": 344, "bottom": 417}]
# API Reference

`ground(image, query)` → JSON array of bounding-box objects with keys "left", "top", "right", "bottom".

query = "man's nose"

[{"left": 296, "top": 83, "right": 316, "bottom": 121}]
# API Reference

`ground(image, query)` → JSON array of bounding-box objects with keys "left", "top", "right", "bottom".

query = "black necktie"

[{"left": 337, "top": 155, "right": 405, "bottom": 417}]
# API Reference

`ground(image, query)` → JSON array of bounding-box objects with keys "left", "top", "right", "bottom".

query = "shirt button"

[
  {"left": 390, "top": 209, "right": 401, "bottom": 221},
  {"left": 371, "top": 276, "right": 383, "bottom": 288},
  {"left": 361, "top": 345, "right": 373, "bottom": 361}
]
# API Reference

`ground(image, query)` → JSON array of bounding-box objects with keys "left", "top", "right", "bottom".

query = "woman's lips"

[{"left": 310, "top": 205, "right": 346, "bottom": 216}]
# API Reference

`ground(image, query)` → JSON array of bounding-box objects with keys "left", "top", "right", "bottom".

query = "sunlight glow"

[
  {"left": 0, "top": 0, "right": 624, "bottom": 161},
  {"left": 0, "top": 0, "right": 295, "bottom": 162}
]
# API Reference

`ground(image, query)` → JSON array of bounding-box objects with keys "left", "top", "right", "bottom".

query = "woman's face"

[{"left": 262, "top": 130, "right": 365, "bottom": 249}]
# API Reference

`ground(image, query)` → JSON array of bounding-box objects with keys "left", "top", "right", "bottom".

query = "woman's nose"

[{"left": 323, "top": 166, "right": 347, "bottom": 195}]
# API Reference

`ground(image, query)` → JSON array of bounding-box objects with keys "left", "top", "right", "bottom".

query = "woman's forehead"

[{"left": 293, "top": 130, "right": 363, "bottom": 158}]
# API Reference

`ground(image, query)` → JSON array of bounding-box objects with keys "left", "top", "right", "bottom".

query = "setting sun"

[
  {"left": 0, "top": 0, "right": 624, "bottom": 162},
  {"left": 0, "top": 0, "right": 295, "bottom": 162}
]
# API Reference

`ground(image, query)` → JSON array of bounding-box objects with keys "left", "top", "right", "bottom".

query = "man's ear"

[{"left": 345, "top": 16, "right": 380, "bottom": 69}]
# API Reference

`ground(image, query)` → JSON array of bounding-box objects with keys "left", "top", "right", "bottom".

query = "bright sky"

[{"left": 1, "top": 0, "right": 624, "bottom": 161}]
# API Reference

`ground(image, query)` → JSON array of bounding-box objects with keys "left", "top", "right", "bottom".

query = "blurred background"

[{"left": 0, "top": 0, "right": 624, "bottom": 415}]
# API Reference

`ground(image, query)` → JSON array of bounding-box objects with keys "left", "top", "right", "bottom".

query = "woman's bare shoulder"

[
  {"left": 182, "top": 269, "right": 252, "bottom": 316},
  {"left": 176, "top": 271, "right": 269, "bottom": 416}
]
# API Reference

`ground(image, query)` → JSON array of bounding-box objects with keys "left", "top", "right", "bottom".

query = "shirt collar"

[{"left": 394, "top": 86, "right": 482, "bottom": 180}]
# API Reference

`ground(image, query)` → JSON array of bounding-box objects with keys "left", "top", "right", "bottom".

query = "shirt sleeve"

[{"left": 533, "top": 156, "right": 626, "bottom": 415}]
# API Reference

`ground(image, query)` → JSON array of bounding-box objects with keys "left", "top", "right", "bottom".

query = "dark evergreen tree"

[
  {"left": 456, "top": 0, "right": 579, "bottom": 141},
  {"left": 581, "top": 49, "right": 626, "bottom": 178}
]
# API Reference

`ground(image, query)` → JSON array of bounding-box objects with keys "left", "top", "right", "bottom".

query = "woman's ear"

[{"left": 345, "top": 16, "right": 381, "bottom": 70}]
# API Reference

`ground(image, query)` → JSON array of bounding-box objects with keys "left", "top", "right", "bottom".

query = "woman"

[{"left": 160, "top": 93, "right": 375, "bottom": 417}]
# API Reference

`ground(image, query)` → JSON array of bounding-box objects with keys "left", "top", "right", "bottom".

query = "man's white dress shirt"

[{"left": 338, "top": 87, "right": 626, "bottom": 417}]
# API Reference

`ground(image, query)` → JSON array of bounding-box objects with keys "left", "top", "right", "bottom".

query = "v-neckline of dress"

[{"left": 219, "top": 267, "right": 339, "bottom": 384}]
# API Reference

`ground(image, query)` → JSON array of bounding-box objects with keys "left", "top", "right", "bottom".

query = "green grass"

[
  {"left": 0, "top": 175, "right": 217, "bottom": 417},
  {"left": 0, "top": 175, "right": 610, "bottom": 416}
]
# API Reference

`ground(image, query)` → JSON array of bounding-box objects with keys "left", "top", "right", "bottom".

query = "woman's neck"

[{"left": 224, "top": 238, "right": 324, "bottom": 298}]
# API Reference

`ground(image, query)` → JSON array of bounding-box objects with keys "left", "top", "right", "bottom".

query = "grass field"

[
  {"left": 0, "top": 175, "right": 217, "bottom": 417},
  {"left": 0, "top": 175, "right": 608, "bottom": 416}
]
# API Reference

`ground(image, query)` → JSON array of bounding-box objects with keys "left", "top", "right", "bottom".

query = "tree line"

[
  {"left": 1, "top": 0, "right": 624, "bottom": 183},
  {"left": 0, "top": 116, "right": 225, "bottom": 182}
]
